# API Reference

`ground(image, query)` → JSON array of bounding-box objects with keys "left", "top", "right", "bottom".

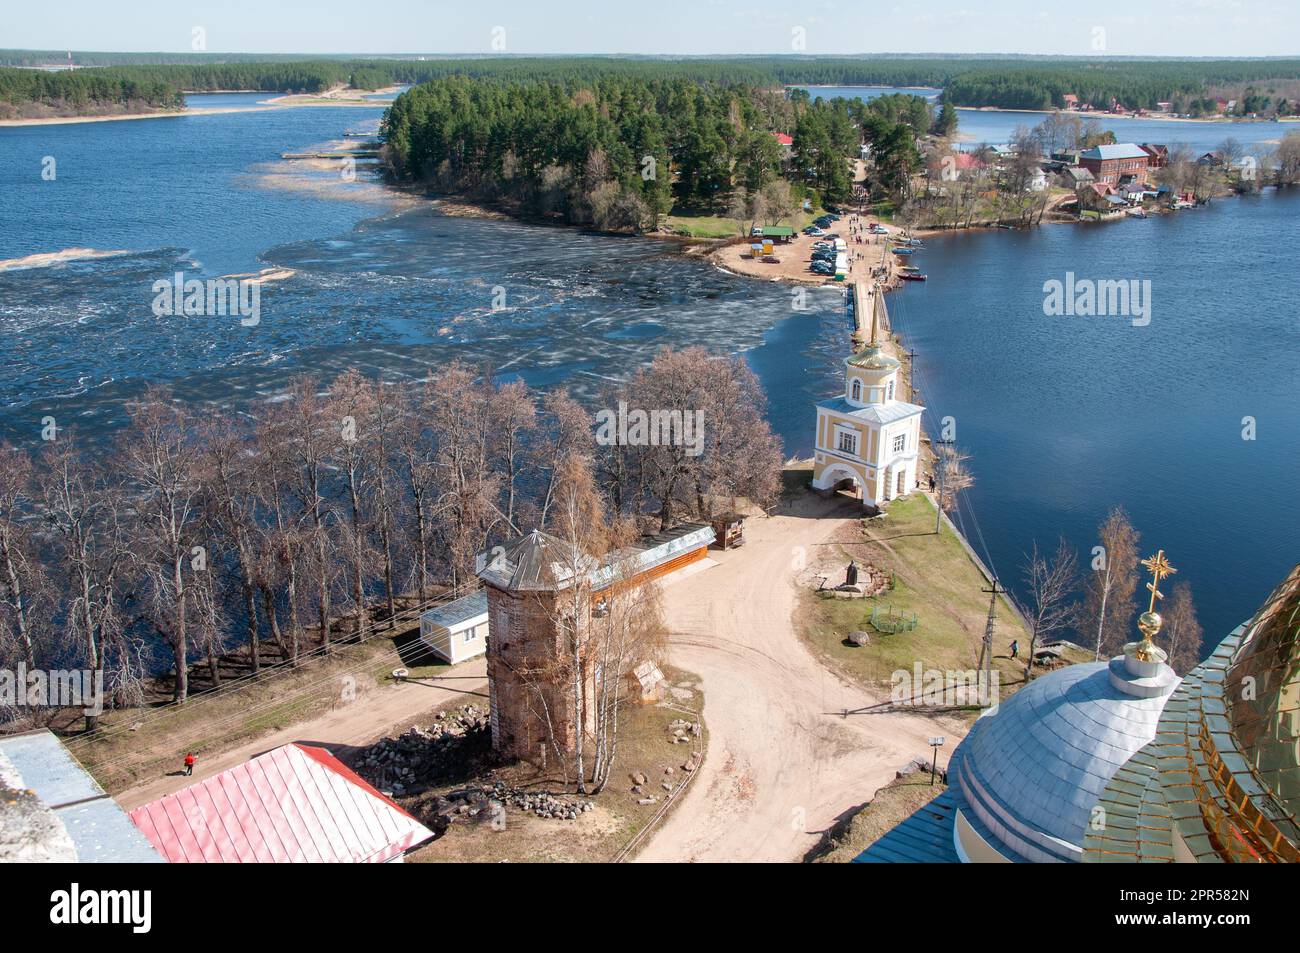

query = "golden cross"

[{"left": 1141, "top": 549, "right": 1177, "bottom": 614}]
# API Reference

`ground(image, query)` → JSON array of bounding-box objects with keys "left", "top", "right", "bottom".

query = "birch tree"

[
  {"left": 119, "top": 389, "right": 203, "bottom": 702},
  {"left": 1080, "top": 507, "right": 1140, "bottom": 659},
  {"left": 0, "top": 444, "right": 47, "bottom": 669}
]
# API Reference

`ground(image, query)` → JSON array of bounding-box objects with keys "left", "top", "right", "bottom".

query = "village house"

[
  {"left": 1139, "top": 143, "right": 1169, "bottom": 168},
  {"left": 418, "top": 590, "right": 489, "bottom": 664},
  {"left": 1061, "top": 164, "right": 1095, "bottom": 189},
  {"left": 1079, "top": 143, "right": 1151, "bottom": 185}
]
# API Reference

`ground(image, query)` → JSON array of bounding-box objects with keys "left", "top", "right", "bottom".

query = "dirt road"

[
  {"left": 117, "top": 659, "right": 487, "bottom": 811},
  {"left": 637, "top": 494, "right": 964, "bottom": 863}
]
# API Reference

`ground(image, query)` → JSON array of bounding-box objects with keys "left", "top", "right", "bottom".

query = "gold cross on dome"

[{"left": 1141, "top": 549, "right": 1177, "bottom": 614}]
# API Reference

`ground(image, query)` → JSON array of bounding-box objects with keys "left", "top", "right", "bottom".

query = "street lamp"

[{"left": 928, "top": 736, "right": 946, "bottom": 786}]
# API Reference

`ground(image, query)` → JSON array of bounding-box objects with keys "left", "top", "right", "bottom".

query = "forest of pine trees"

[
  {"left": 382, "top": 76, "right": 926, "bottom": 226},
  {"left": 8, "top": 54, "right": 1300, "bottom": 121}
]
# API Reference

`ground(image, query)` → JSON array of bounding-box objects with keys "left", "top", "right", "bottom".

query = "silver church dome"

[{"left": 953, "top": 652, "right": 1179, "bottom": 862}]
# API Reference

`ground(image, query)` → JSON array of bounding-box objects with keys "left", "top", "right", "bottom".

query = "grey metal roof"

[
  {"left": 955, "top": 658, "right": 1177, "bottom": 862},
  {"left": 419, "top": 591, "right": 488, "bottom": 631},
  {"left": 0, "top": 730, "right": 162, "bottom": 863},
  {"left": 595, "top": 523, "right": 715, "bottom": 587},
  {"left": 476, "top": 529, "right": 596, "bottom": 592},
  {"left": 1082, "top": 143, "right": 1150, "bottom": 160},
  {"left": 818, "top": 396, "right": 924, "bottom": 426},
  {"left": 479, "top": 524, "right": 714, "bottom": 593}
]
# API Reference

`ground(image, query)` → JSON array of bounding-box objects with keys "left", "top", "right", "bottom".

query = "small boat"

[
  {"left": 892, "top": 246, "right": 916, "bottom": 256},
  {"left": 899, "top": 272, "right": 928, "bottom": 281}
]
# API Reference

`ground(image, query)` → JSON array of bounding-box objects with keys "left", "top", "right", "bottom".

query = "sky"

[{"left": 2, "top": 0, "right": 1297, "bottom": 58}]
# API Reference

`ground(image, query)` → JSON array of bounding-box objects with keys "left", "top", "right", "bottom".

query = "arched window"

[
  {"left": 850, "top": 379, "right": 862, "bottom": 401},
  {"left": 886, "top": 380, "right": 895, "bottom": 402}
]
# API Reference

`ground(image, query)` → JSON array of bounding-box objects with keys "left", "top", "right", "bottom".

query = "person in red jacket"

[{"left": 184, "top": 752, "right": 195, "bottom": 776}]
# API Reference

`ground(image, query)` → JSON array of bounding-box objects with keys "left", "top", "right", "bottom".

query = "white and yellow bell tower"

[{"left": 811, "top": 284, "right": 924, "bottom": 507}]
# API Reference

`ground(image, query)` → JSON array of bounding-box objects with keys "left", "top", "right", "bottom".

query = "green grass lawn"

[
  {"left": 800, "top": 493, "right": 1035, "bottom": 692},
  {"left": 808, "top": 774, "right": 942, "bottom": 862},
  {"left": 661, "top": 206, "right": 818, "bottom": 239}
]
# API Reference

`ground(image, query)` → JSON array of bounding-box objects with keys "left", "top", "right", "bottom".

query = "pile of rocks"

[
  {"left": 436, "top": 781, "right": 594, "bottom": 823},
  {"left": 896, "top": 756, "right": 946, "bottom": 785},
  {"left": 667, "top": 718, "right": 702, "bottom": 745},
  {"left": 629, "top": 750, "right": 701, "bottom": 806},
  {"left": 354, "top": 704, "right": 491, "bottom": 797}
]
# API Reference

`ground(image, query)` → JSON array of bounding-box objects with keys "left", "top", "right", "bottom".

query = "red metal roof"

[
  {"left": 773, "top": 132, "right": 794, "bottom": 146},
  {"left": 129, "top": 743, "right": 434, "bottom": 863}
]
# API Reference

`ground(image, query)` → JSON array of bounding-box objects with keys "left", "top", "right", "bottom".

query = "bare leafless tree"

[
  {"left": 1163, "top": 581, "right": 1205, "bottom": 676},
  {"left": 0, "top": 443, "right": 47, "bottom": 669},
  {"left": 196, "top": 417, "right": 264, "bottom": 672},
  {"left": 280, "top": 377, "right": 338, "bottom": 651},
  {"left": 1019, "top": 538, "right": 1078, "bottom": 680},
  {"left": 118, "top": 388, "right": 203, "bottom": 702},
  {"left": 327, "top": 368, "right": 380, "bottom": 638},
  {"left": 490, "top": 379, "right": 537, "bottom": 533},
  {"left": 1080, "top": 507, "right": 1141, "bottom": 660}
]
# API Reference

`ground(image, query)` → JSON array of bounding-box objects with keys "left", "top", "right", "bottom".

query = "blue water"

[
  {"left": 803, "top": 84, "right": 1292, "bottom": 158},
  {"left": 798, "top": 85, "right": 941, "bottom": 102},
  {"left": 881, "top": 193, "right": 1300, "bottom": 643},
  {"left": 0, "top": 94, "right": 392, "bottom": 275},
  {"left": 1, "top": 96, "right": 1294, "bottom": 653},
  {"left": 954, "top": 108, "right": 1292, "bottom": 157}
]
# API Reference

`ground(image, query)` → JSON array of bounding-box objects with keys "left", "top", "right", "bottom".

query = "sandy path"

[
  {"left": 116, "top": 658, "right": 487, "bottom": 811},
  {"left": 637, "top": 495, "right": 963, "bottom": 863}
]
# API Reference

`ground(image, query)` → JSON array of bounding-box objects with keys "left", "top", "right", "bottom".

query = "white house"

[{"left": 418, "top": 591, "right": 489, "bottom": 664}]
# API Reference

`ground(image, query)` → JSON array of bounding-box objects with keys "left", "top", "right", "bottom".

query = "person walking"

[
  {"left": 1009, "top": 640, "right": 1020, "bottom": 660},
  {"left": 184, "top": 752, "right": 195, "bottom": 776}
]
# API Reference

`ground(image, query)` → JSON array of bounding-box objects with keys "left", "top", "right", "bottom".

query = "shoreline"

[
  {"left": 955, "top": 104, "right": 1300, "bottom": 125},
  {"left": 0, "top": 85, "right": 399, "bottom": 128}
]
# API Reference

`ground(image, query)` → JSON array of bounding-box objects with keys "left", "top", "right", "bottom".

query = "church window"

[
  {"left": 837, "top": 430, "right": 857, "bottom": 455},
  {"left": 851, "top": 379, "right": 862, "bottom": 401},
  {"left": 886, "top": 380, "right": 895, "bottom": 401},
  {"left": 892, "top": 434, "right": 906, "bottom": 453}
]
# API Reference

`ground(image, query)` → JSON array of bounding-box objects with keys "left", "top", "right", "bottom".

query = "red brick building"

[{"left": 1079, "top": 143, "right": 1151, "bottom": 185}]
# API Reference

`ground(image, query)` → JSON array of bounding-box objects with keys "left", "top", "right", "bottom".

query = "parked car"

[{"left": 810, "top": 261, "right": 835, "bottom": 275}]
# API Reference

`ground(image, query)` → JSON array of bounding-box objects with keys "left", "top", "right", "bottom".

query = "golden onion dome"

[
  {"left": 846, "top": 343, "right": 900, "bottom": 372},
  {"left": 1223, "top": 564, "right": 1300, "bottom": 837}
]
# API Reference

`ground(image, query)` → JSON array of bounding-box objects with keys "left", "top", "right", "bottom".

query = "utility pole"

[
  {"left": 933, "top": 440, "right": 948, "bottom": 535},
  {"left": 977, "top": 577, "right": 1005, "bottom": 705}
]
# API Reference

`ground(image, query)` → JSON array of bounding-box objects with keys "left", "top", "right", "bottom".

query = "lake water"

[
  {"left": 1, "top": 93, "right": 1294, "bottom": 652},
  {"left": 801, "top": 84, "right": 1292, "bottom": 158}
]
